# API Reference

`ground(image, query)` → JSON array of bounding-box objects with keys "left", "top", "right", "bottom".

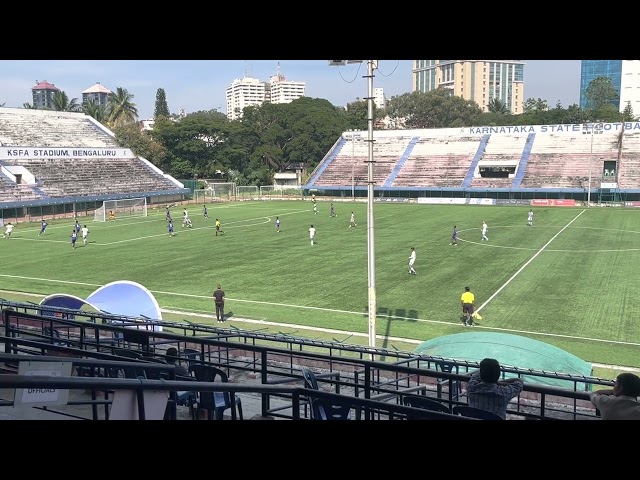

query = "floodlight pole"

[
  {"left": 365, "top": 60, "right": 377, "bottom": 350},
  {"left": 328, "top": 60, "right": 378, "bottom": 349}
]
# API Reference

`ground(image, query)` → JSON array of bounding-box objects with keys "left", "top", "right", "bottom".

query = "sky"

[{"left": 0, "top": 60, "right": 582, "bottom": 120}]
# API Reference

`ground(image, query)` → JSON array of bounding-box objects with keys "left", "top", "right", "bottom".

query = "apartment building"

[
  {"left": 412, "top": 60, "right": 525, "bottom": 114},
  {"left": 225, "top": 64, "right": 306, "bottom": 120}
]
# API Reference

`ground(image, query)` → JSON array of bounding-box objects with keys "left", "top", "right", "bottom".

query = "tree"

[
  {"left": 523, "top": 98, "right": 549, "bottom": 114},
  {"left": 112, "top": 122, "right": 168, "bottom": 171},
  {"left": 487, "top": 98, "right": 509, "bottom": 115},
  {"left": 621, "top": 102, "right": 637, "bottom": 122},
  {"left": 23, "top": 103, "right": 35, "bottom": 109},
  {"left": 108, "top": 87, "right": 139, "bottom": 127},
  {"left": 83, "top": 100, "right": 108, "bottom": 124},
  {"left": 154, "top": 88, "right": 170, "bottom": 119},
  {"left": 584, "top": 76, "right": 619, "bottom": 111},
  {"left": 386, "top": 89, "right": 482, "bottom": 129},
  {"left": 51, "top": 91, "right": 81, "bottom": 112}
]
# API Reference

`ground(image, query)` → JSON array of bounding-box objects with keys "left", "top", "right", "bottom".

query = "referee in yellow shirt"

[{"left": 461, "top": 286, "right": 475, "bottom": 327}]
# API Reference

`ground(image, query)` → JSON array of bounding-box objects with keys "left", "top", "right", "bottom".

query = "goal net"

[
  {"left": 237, "top": 185, "right": 259, "bottom": 200},
  {"left": 193, "top": 182, "right": 237, "bottom": 203},
  {"left": 94, "top": 197, "right": 148, "bottom": 222}
]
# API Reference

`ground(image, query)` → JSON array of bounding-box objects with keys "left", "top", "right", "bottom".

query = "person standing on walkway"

[
  {"left": 408, "top": 247, "right": 417, "bottom": 275},
  {"left": 461, "top": 286, "right": 475, "bottom": 326},
  {"left": 213, "top": 284, "right": 225, "bottom": 322}
]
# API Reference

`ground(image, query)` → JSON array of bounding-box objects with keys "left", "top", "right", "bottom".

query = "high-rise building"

[
  {"left": 580, "top": 60, "right": 640, "bottom": 114},
  {"left": 373, "top": 87, "right": 386, "bottom": 109},
  {"left": 412, "top": 60, "right": 525, "bottom": 114},
  {"left": 268, "top": 63, "right": 306, "bottom": 105},
  {"left": 225, "top": 77, "right": 268, "bottom": 120},
  {"left": 225, "top": 64, "right": 306, "bottom": 120},
  {"left": 82, "top": 82, "right": 111, "bottom": 108},
  {"left": 31, "top": 80, "right": 60, "bottom": 109}
]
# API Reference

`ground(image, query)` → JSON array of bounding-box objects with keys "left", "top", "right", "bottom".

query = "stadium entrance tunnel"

[
  {"left": 413, "top": 332, "right": 593, "bottom": 389},
  {"left": 39, "top": 280, "right": 162, "bottom": 331}
]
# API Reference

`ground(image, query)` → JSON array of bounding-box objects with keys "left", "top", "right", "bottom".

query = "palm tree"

[
  {"left": 23, "top": 103, "right": 35, "bottom": 109},
  {"left": 488, "top": 98, "right": 509, "bottom": 115},
  {"left": 0, "top": 102, "right": 5, "bottom": 107},
  {"left": 83, "top": 100, "right": 108, "bottom": 124},
  {"left": 108, "top": 87, "right": 138, "bottom": 127},
  {"left": 51, "top": 91, "right": 81, "bottom": 112}
]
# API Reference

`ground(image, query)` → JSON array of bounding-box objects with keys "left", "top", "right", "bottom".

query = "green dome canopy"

[{"left": 414, "top": 332, "right": 593, "bottom": 390}]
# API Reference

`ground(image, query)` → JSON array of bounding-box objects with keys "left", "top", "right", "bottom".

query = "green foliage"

[
  {"left": 584, "top": 76, "right": 619, "bottom": 111},
  {"left": 386, "top": 89, "right": 482, "bottom": 128},
  {"left": 108, "top": 87, "right": 139, "bottom": 127},
  {"left": 154, "top": 88, "right": 170, "bottom": 119},
  {"left": 51, "top": 91, "right": 81, "bottom": 112},
  {"left": 487, "top": 98, "right": 509, "bottom": 115},
  {"left": 83, "top": 100, "right": 108, "bottom": 123},
  {"left": 112, "top": 122, "right": 168, "bottom": 169},
  {"left": 622, "top": 102, "right": 637, "bottom": 122}
]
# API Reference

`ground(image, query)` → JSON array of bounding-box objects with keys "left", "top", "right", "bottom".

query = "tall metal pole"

[
  {"left": 365, "top": 60, "right": 377, "bottom": 349},
  {"left": 588, "top": 127, "right": 593, "bottom": 207},
  {"left": 352, "top": 131, "right": 355, "bottom": 200}
]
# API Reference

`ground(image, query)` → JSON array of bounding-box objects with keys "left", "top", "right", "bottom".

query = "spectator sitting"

[
  {"left": 589, "top": 372, "right": 640, "bottom": 420},
  {"left": 466, "top": 357, "right": 524, "bottom": 420},
  {"left": 165, "top": 347, "right": 189, "bottom": 377}
]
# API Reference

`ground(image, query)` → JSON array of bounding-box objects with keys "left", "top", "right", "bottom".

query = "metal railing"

[{"left": 1, "top": 303, "right": 609, "bottom": 420}]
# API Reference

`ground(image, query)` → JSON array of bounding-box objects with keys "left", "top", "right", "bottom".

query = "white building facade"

[
  {"left": 225, "top": 64, "right": 306, "bottom": 120},
  {"left": 225, "top": 77, "right": 268, "bottom": 121},
  {"left": 620, "top": 61, "right": 640, "bottom": 115},
  {"left": 373, "top": 87, "right": 386, "bottom": 109}
]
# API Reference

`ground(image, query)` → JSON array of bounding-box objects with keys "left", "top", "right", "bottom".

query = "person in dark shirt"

[
  {"left": 213, "top": 284, "right": 225, "bottom": 322},
  {"left": 165, "top": 347, "right": 189, "bottom": 377}
]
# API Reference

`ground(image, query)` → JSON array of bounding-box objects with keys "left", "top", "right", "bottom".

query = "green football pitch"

[{"left": 1, "top": 200, "right": 640, "bottom": 370}]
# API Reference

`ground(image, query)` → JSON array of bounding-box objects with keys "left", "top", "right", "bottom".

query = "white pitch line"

[
  {"left": 1, "top": 289, "right": 636, "bottom": 370},
  {"left": 161, "top": 308, "right": 420, "bottom": 345},
  {"left": 476, "top": 209, "right": 587, "bottom": 313},
  {"left": 2, "top": 278, "right": 640, "bottom": 349}
]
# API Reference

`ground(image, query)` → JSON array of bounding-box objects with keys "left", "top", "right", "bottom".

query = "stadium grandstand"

[
  {"left": 0, "top": 107, "right": 188, "bottom": 220},
  {"left": 305, "top": 122, "right": 640, "bottom": 204}
]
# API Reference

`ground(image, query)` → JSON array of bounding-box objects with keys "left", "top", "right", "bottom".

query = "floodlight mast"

[{"left": 328, "top": 60, "right": 378, "bottom": 349}]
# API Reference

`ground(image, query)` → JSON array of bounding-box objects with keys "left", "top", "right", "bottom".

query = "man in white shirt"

[
  {"left": 309, "top": 224, "right": 316, "bottom": 245},
  {"left": 349, "top": 212, "right": 357, "bottom": 228},
  {"left": 408, "top": 247, "right": 417, "bottom": 275},
  {"left": 527, "top": 209, "right": 534, "bottom": 226},
  {"left": 590, "top": 372, "right": 640, "bottom": 420},
  {"left": 3, "top": 223, "right": 13, "bottom": 239},
  {"left": 481, "top": 221, "right": 488, "bottom": 241},
  {"left": 81, "top": 225, "right": 90, "bottom": 245}
]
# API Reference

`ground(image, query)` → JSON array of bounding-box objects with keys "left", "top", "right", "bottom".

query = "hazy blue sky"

[{"left": 0, "top": 60, "right": 582, "bottom": 120}]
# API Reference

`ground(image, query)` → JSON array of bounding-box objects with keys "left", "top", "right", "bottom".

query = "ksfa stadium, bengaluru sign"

[{"left": 0, "top": 147, "right": 136, "bottom": 159}]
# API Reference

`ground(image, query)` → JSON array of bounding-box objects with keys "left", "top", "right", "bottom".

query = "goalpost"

[
  {"left": 193, "top": 182, "right": 237, "bottom": 203},
  {"left": 94, "top": 197, "right": 148, "bottom": 222}
]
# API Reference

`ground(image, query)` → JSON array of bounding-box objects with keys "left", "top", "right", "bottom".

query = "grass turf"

[{"left": 1, "top": 200, "right": 639, "bottom": 372}]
